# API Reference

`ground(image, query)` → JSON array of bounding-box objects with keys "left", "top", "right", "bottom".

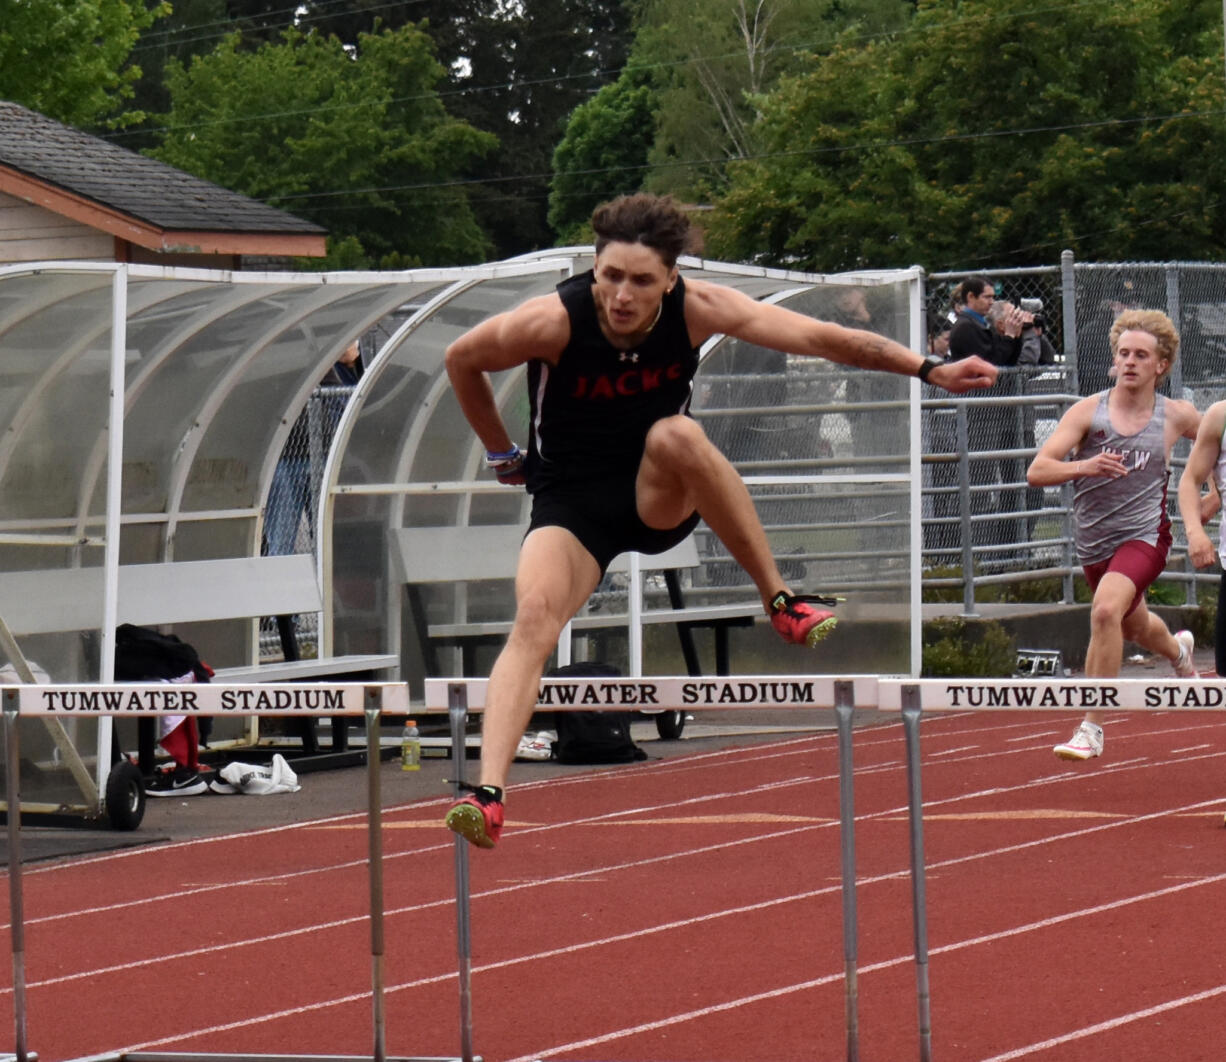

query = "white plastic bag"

[{"left": 213, "top": 752, "right": 301, "bottom": 795}]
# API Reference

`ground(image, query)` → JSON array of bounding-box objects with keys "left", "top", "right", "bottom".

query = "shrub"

[{"left": 922, "top": 617, "right": 1017, "bottom": 677}]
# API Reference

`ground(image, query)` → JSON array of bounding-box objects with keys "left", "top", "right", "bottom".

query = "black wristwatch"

[{"left": 917, "top": 354, "right": 944, "bottom": 382}]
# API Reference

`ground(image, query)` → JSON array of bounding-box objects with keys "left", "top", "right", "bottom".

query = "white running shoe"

[
  {"left": 515, "top": 730, "right": 556, "bottom": 762},
  {"left": 1174, "top": 629, "right": 1197, "bottom": 678},
  {"left": 1054, "top": 721, "right": 1104, "bottom": 761}
]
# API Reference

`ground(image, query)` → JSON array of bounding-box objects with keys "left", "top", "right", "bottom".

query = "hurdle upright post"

[
  {"left": 3, "top": 689, "right": 30, "bottom": 1062},
  {"left": 833, "top": 679, "right": 860, "bottom": 1062},
  {"left": 901, "top": 684, "right": 933, "bottom": 1062},
  {"left": 364, "top": 689, "right": 387, "bottom": 1062},
  {"left": 448, "top": 683, "right": 477, "bottom": 1062}
]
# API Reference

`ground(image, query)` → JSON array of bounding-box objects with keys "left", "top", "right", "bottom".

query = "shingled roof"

[{"left": 0, "top": 101, "right": 326, "bottom": 256}]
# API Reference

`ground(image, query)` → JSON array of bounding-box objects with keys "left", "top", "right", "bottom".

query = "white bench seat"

[
  {"left": 0, "top": 554, "right": 399, "bottom": 762},
  {"left": 428, "top": 601, "right": 762, "bottom": 640}
]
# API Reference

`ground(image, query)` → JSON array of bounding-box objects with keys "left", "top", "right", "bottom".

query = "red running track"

[{"left": 5, "top": 707, "right": 1226, "bottom": 1062}]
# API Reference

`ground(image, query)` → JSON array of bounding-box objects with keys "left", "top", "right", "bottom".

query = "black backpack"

[
  {"left": 547, "top": 661, "right": 648, "bottom": 765},
  {"left": 114, "top": 623, "right": 212, "bottom": 682}
]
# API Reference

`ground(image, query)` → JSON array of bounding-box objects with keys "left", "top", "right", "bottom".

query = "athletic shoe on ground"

[
  {"left": 515, "top": 730, "right": 556, "bottom": 762},
  {"left": 445, "top": 784, "right": 504, "bottom": 849},
  {"left": 1174, "top": 629, "right": 1197, "bottom": 678},
  {"left": 144, "top": 765, "right": 208, "bottom": 797},
  {"left": 769, "top": 591, "right": 838, "bottom": 647},
  {"left": 1053, "top": 721, "right": 1104, "bottom": 762}
]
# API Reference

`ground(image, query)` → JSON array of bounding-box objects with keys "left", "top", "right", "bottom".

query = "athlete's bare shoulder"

[
  {"left": 678, "top": 275, "right": 762, "bottom": 345},
  {"left": 448, "top": 291, "right": 570, "bottom": 372},
  {"left": 501, "top": 292, "right": 571, "bottom": 353},
  {"left": 1165, "top": 395, "right": 1204, "bottom": 443},
  {"left": 1060, "top": 392, "right": 1103, "bottom": 429}
]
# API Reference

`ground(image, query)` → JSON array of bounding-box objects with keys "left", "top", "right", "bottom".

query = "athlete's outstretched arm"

[
  {"left": 681, "top": 278, "right": 998, "bottom": 394},
  {"left": 1179, "top": 400, "right": 1226, "bottom": 570}
]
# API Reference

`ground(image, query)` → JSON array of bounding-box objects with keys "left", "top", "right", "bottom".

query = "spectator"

[
  {"left": 930, "top": 318, "right": 952, "bottom": 360},
  {"left": 264, "top": 340, "right": 364, "bottom": 662},
  {"left": 265, "top": 341, "right": 363, "bottom": 557},
  {"left": 994, "top": 303, "right": 1058, "bottom": 524},
  {"left": 948, "top": 276, "right": 1022, "bottom": 367},
  {"left": 923, "top": 317, "right": 960, "bottom": 553},
  {"left": 948, "top": 278, "right": 1025, "bottom": 554}
]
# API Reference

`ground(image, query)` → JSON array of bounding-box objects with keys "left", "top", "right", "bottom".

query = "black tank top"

[{"left": 525, "top": 270, "right": 699, "bottom": 490}]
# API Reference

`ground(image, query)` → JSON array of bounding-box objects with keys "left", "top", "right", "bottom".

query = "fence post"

[
  {"left": 1058, "top": 250, "right": 1079, "bottom": 605},
  {"left": 1060, "top": 250, "right": 1078, "bottom": 395},
  {"left": 957, "top": 403, "right": 977, "bottom": 617}
]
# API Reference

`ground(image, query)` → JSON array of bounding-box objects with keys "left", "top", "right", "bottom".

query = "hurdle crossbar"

[
  {"left": 1, "top": 681, "right": 481, "bottom": 1062},
  {"left": 422, "top": 674, "right": 879, "bottom": 713}
]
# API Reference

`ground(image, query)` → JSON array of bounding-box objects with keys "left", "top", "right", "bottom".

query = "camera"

[{"left": 1019, "top": 297, "right": 1045, "bottom": 330}]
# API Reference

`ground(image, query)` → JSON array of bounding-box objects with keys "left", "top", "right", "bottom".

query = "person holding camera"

[{"left": 946, "top": 277, "right": 1032, "bottom": 551}]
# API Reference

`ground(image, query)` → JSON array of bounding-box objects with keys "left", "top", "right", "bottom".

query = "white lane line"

[
  {"left": 13, "top": 730, "right": 1226, "bottom": 938},
  {"left": 975, "top": 983, "right": 1226, "bottom": 1061},
  {"left": 110, "top": 862, "right": 1226, "bottom": 1059}
]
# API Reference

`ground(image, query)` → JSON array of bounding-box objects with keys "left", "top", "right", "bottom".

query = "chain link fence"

[
  {"left": 266, "top": 257, "right": 1226, "bottom": 661},
  {"left": 925, "top": 256, "right": 1226, "bottom": 612},
  {"left": 260, "top": 382, "right": 356, "bottom": 658}
]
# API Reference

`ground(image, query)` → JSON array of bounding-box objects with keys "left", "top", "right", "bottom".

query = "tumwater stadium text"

[
  {"left": 537, "top": 679, "right": 818, "bottom": 707},
  {"left": 39, "top": 688, "right": 345, "bottom": 712},
  {"left": 944, "top": 683, "right": 1226, "bottom": 709}
]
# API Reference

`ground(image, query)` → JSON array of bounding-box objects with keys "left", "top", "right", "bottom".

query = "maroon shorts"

[{"left": 1082, "top": 538, "right": 1170, "bottom": 618}]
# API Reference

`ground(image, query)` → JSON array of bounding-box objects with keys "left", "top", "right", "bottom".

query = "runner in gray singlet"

[
  {"left": 1071, "top": 392, "right": 1170, "bottom": 566},
  {"left": 1028, "top": 309, "right": 1201, "bottom": 762}
]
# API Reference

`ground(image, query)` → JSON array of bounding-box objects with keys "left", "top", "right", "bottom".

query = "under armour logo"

[{"left": 619, "top": 351, "right": 639, "bottom": 363}]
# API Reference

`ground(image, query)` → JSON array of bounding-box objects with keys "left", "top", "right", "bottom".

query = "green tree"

[
  {"left": 150, "top": 24, "right": 497, "bottom": 267},
  {"left": 0, "top": 0, "right": 170, "bottom": 128},
  {"left": 189, "top": 1, "right": 634, "bottom": 256},
  {"left": 548, "top": 70, "right": 660, "bottom": 242},
  {"left": 706, "top": 0, "right": 1226, "bottom": 270},
  {"left": 120, "top": 0, "right": 229, "bottom": 149},
  {"left": 419, "top": 0, "right": 634, "bottom": 257},
  {"left": 629, "top": 0, "right": 912, "bottom": 202}
]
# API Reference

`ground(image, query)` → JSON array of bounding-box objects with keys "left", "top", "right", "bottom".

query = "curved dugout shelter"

[{"left": 0, "top": 254, "right": 924, "bottom": 820}]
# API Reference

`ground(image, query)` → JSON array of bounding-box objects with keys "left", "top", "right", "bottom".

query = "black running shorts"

[{"left": 528, "top": 474, "right": 700, "bottom": 576}]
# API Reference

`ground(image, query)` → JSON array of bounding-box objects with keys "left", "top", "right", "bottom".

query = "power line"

[
  {"left": 262, "top": 105, "right": 1226, "bottom": 206},
  {"left": 130, "top": 0, "right": 432, "bottom": 52}
]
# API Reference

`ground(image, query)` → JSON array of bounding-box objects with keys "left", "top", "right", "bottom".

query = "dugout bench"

[{"left": 392, "top": 524, "right": 761, "bottom": 739}]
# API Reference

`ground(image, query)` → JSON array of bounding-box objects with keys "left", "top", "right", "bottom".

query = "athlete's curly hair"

[
  {"left": 591, "top": 193, "right": 702, "bottom": 268},
  {"left": 1109, "top": 309, "right": 1180, "bottom": 383}
]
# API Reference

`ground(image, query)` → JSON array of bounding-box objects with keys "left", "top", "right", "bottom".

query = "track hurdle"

[
  {"left": 424, "top": 674, "right": 879, "bottom": 1062},
  {"left": 1, "top": 681, "right": 482, "bottom": 1062},
  {"left": 875, "top": 676, "right": 1226, "bottom": 1062}
]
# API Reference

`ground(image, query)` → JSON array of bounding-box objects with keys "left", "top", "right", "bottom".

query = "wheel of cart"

[
  {"left": 104, "top": 760, "right": 145, "bottom": 831},
  {"left": 653, "top": 709, "right": 686, "bottom": 739}
]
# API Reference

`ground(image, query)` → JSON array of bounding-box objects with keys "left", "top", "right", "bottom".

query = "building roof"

[{"left": 0, "top": 101, "right": 326, "bottom": 256}]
